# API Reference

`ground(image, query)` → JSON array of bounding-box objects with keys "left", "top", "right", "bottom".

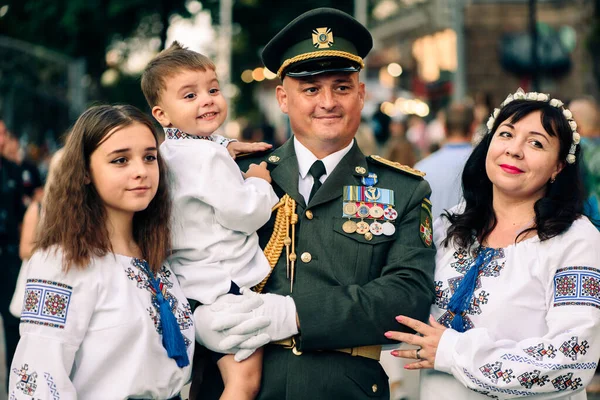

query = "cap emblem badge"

[{"left": 312, "top": 27, "right": 334, "bottom": 48}]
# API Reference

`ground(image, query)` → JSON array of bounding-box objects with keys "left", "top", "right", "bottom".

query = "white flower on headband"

[
  {"left": 514, "top": 90, "right": 526, "bottom": 100},
  {"left": 569, "top": 120, "right": 578, "bottom": 131},
  {"left": 501, "top": 94, "right": 514, "bottom": 107},
  {"left": 550, "top": 98, "right": 563, "bottom": 108},
  {"left": 487, "top": 88, "right": 579, "bottom": 164}
]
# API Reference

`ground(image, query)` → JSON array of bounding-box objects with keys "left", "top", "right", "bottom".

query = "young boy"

[{"left": 141, "top": 41, "right": 278, "bottom": 400}]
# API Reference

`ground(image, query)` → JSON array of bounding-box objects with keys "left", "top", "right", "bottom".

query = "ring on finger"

[{"left": 416, "top": 348, "right": 421, "bottom": 360}]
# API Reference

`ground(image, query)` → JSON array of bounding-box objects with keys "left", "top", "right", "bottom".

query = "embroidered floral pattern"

[
  {"left": 23, "top": 289, "right": 41, "bottom": 313},
  {"left": 125, "top": 259, "right": 193, "bottom": 347},
  {"left": 21, "top": 280, "right": 72, "bottom": 329},
  {"left": 434, "top": 280, "right": 449, "bottom": 309},
  {"left": 559, "top": 336, "right": 589, "bottom": 361},
  {"left": 12, "top": 364, "right": 37, "bottom": 395},
  {"left": 479, "top": 361, "right": 515, "bottom": 384},
  {"left": 437, "top": 247, "right": 506, "bottom": 329},
  {"left": 553, "top": 266, "right": 600, "bottom": 309},
  {"left": 551, "top": 372, "right": 582, "bottom": 391},
  {"left": 523, "top": 343, "right": 557, "bottom": 361},
  {"left": 517, "top": 370, "right": 549, "bottom": 389}
]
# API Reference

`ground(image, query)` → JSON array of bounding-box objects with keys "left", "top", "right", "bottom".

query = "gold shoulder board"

[{"left": 368, "top": 155, "right": 426, "bottom": 178}]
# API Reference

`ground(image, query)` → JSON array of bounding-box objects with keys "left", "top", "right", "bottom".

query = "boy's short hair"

[{"left": 141, "top": 41, "right": 216, "bottom": 108}]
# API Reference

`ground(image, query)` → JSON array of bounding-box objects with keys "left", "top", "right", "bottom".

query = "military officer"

[{"left": 193, "top": 8, "right": 435, "bottom": 400}]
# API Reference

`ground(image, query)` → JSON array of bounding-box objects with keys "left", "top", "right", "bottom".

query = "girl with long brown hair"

[{"left": 9, "top": 105, "right": 193, "bottom": 399}]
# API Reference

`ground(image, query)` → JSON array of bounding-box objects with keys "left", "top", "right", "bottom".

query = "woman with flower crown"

[{"left": 385, "top": 88, "right": 600, "bottom": 399}]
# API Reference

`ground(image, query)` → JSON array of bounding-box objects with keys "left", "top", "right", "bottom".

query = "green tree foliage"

[{"left": 0, "top": 0, "right": 189, "bottom": 98}]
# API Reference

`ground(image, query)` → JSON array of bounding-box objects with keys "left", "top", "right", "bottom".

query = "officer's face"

[
  {"left": 88, "top": 122, "right": 159, "bottom": 221},
  {"left": 276, "top": 72, "right": 365, "bottom": 158}
]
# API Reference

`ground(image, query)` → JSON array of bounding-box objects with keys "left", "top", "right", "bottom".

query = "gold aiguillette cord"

[{"left": 253, "top": 195, "right": 298, "bottom": 293}]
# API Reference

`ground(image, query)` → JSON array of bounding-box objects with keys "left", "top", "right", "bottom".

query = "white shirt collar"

[{"left": 294, "top": 137, "right": 354, "bottom": 180}]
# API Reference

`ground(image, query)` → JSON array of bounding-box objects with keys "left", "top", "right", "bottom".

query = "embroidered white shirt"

[
  {"left": 294, "top": 138, "right": 354, "bottom": 204},
  {"left": 161, "top": 135, "right": 279, "bottom": 304},
  {"left": 421, "top": 210, "right": 600, "bottom": 400},
  {"left": 10, "top": 248, "right": 194, "bottom": 400}
]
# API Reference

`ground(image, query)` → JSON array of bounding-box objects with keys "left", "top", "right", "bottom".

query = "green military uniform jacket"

[{"left": 198, "top": 138, "right": 435, "bottom": 400}]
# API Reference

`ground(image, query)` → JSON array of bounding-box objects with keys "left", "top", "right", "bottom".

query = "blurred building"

[{"left": 368, "top": 0, "right": 594, "bottom": 108}]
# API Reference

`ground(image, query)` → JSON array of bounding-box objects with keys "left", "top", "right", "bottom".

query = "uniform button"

[
  {"left": 305, "top": 210, "right": 313, "bottom": 220},
  {"left": 372, "top": 384, "right": 378, "bottom": 393},
  {"left": 300, "top": 252, "right": 312, "bottom": 263},
  {"left": 364, "top": 232, "right": 373, "bottom": 241}
]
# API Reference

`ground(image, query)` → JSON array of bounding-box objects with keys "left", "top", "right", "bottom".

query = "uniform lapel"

[
  {"left": 308, "top": 141, "right": 368, "bottom": 208},
  {"left": 268, "top": 139, "right": 306, "bottom": 209}
]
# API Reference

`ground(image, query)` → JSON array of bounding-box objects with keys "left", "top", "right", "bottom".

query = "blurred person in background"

[
  {"left": 10, "top": 149, "right": 64, "bottom": 319},
  {"left": 569, "top": 97, "right": 600, "bottom": 227},
  {"left": 385, "top": 119, "right": 418, "bottom": 167},
  {"left": 414, "top": 103, "right": 474, "bottom": 218},
  {"left": 372, "top": 102, "right": 392, "bottom": 147},
  {"left": 2, "top": 132, "right": 43, "bottom": 206},
  {"left": 0, "top": 118, "right": 26, "bottom": 388},
  {"left": 426, "top": 109, "right": 446, "bottom": 149},
  {"left": 356, "top": 116, "right": 378, "bottom": 156},
  {"left": 406, "top": 115, "right": 428, "bottom": 158}
]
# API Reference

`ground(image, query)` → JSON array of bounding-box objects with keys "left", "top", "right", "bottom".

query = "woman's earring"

[{"left": 550, "top": 177, "right": 556, "bottom": 184}]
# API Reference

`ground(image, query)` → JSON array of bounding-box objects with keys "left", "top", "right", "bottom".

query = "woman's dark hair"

[
  {"left": 442, "top": 99, "right": 585, "bottom": 249},
  {"left": 37, "top": 105, "right": 172, "bottom": 273}
]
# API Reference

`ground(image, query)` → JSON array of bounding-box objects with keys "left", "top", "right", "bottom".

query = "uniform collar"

[{"left": 294, "top": 137, "right": 354, "bottom": 180}]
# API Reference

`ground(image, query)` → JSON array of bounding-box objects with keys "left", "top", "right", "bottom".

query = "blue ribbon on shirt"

[
  {"left": 138, "top": 259, "right": 190, "bottom": 368},
  {"left": 446, "top": 246, "right": 498, "bottom": 332}
]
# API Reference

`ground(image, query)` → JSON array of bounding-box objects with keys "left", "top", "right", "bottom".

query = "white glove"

[
  {"left": 194, "top": 292, "right": 271, "bottom": 361},
  {"left": 216, "top": 288, "right": 299, "bottom": 342}
]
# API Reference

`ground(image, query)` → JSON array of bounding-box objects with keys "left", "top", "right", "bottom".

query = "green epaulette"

[{"left": 368, "top": 155, "right": 426, "bottom": 178}]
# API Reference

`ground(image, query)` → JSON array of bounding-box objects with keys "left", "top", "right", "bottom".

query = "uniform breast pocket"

[{"left": 330, "top": 217, "right": 396, "bottom": 286}]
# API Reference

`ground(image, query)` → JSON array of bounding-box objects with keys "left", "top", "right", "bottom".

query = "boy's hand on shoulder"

[
  {"left": 245, "top": 161, "right": 272, "bottom": 183},
  {"left": 227, "top": 141, "right": 273, "bottom": 159}
]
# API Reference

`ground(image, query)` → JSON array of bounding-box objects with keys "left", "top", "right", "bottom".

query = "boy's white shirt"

[{"left": 161, "top": 130, "right": 279, "bottom": 305}]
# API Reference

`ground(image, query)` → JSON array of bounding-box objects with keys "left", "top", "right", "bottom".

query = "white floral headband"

[{"left": 486, "top": 87, "right": 580, "bottom": 164}]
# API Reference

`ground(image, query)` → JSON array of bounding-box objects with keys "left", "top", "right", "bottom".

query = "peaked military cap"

[{"left": 262, "top": 8, "right": 373, "bottom": 78}]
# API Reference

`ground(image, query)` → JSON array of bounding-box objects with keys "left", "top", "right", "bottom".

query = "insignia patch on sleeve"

[
  {"left": 420, "top": 198, "right": 433, "bottom": 247},
  {"left": 21, "top": 279, "right": 73, "bottom": 329}
]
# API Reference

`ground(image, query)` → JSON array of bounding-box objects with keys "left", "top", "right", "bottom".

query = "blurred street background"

[{"left": 1, "top": 0, "right": 600, "bottom": 398}]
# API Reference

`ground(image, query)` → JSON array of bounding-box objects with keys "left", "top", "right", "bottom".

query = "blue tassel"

[
  {"left": 155, "top": 291, "right": 190, "bottom": 368},
  {"left": 137, "top": 259, "right": 190, "bottom": 368},
  {"left": 447, "top": 247, "right": 496, "bottom": 333}
]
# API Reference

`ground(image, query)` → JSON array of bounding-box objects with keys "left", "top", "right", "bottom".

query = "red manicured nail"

[
  {"left": 396, "top": 316, "right": 403, "bottom": 322},
  {"left": 384, "top": 331, "right": 392, "bottom": 338}
]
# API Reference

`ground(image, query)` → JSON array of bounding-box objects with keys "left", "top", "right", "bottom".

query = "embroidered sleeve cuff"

[
  {"left": 434, "top": 328, "right": 460, "bottom": 374},
  {"left": 212, "top": 134, "right": 237, "bottom": 147}
]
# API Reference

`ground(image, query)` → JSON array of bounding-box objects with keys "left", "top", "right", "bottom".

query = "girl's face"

[
  {"left": 88, "top": 122, "right": 159, "bottom": 219},
  {"left": 485, "top": 111, "right": 564, "bottom": 202}
]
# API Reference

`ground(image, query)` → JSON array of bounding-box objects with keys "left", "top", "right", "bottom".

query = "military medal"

[
  {"left": 343, "top": 202, "right": 358, "bottom": 216},
  {"left": 384, "top": 207, "right": 398, "bottom": 221},
  {"left": 357, "top": 204, "right": 370, "bottom": 218},
  {"left": 356, "top": 221, "right": 370, "bottom": 234},
  {"left": 342, "top": 220, "right": 358, "bottom": 233},
  {"left": 382, "top": 221, "right": 396, "bottom": 236},
  {"left": 369, "top": 221, "right": 383, "bottom": 235},
  {"left": 369, "top": 205, "right": 384, "bottom": 219}
]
